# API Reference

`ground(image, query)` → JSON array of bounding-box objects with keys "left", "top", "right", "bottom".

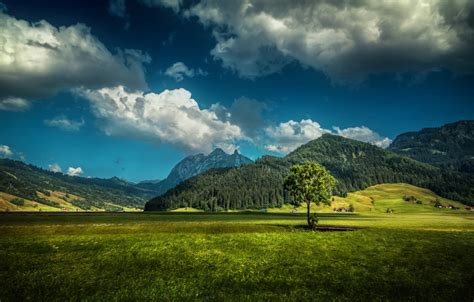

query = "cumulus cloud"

[
  {"left": 0, "top": 145, "right": 13, "bottom": 157},
  {"left": 186, "top": 0, "right": 474, "bottom": 82},
  {"left": 0, "top": 97, "right": 31, "bottom": 111},
  {"left": 265, "top": 119, "right": 330, "bottom": 153},
  {"left": 0, "top": 11, "right": 150, "bottom": 101},
  {"left": 265, "top": 119, "right": 391, "bottom": 154},
  {"left": 48, "top": 163, "right": 62, "bottom": 173},
  {"left": 67, "top": 167, "right": 83, "bottom": 177},
  {"left": 334, "top": 126, "right": 392, "bottom": 149},
  {"left": 164, "top": 62, "right": 207, "bottom": 81},
  {"left": 44, "top": 115, "right": 85, "bottom": 131},
  {"left": 77, "top": 86, "right": 244, "bottom": 153}
]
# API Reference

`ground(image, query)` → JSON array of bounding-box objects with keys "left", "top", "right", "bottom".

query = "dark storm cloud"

[
  {"left": 186, "top": 0, "right": 474, "bottom": 83},
  {"left": 212, "top": 97, "right": 269, "bottom": 139},
  {"left": 0, "top": 12, "right": 150, "bottom": 102}
]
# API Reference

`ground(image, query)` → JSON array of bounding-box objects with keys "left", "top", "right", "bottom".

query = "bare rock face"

[{"left": 151, "top": 148, "right": 253, "bottom": 196}]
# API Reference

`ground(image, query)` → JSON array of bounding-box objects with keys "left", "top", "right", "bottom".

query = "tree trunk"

[{"left": 307, "top": 199, "right": 311, "bottom": 227}]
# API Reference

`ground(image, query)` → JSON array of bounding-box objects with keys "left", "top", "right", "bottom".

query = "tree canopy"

[{"left": 284, "top": 162, "right": 336, "bottom": 228}]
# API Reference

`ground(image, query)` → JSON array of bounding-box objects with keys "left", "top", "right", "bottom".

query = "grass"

[
  {"left": 270, "top": 183, "right": 468, "bottom": 214},
  {"left": 0, "top": 210, "right": 473, "bottom": 301},
  {"left": 0, "top": 191, "right": 141, "bottom": 212}
]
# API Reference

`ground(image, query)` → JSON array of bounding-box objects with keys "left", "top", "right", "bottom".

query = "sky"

[{"left": 1, "top": 0, "right": 473, "bottom": 182}]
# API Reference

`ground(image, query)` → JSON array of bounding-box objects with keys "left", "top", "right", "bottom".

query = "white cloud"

[
  {"left": 265, "top": 119, "right": 330, "bottom": 153},
  {"left": 0, "top": 145, "right": 13, "bottom": 157},
  {"left": 48, "top": 163, "right": 62, "bottom": 173},
  {"left": 164, "top": 62, "right": 207, "bottom": 81},
  {"left": 187, "top": 0, "right": 474, "bottom": 82},
  {"left": 77, "top": 86, "right": 244, "bottom": 153},
  {"left": 67, "top": 167, "right": 83, "bottom": 176},
  {"left": 44, "top": 115, "right": 85, "bottom": 132},
  {"left": 0, "top": 11, "right": 150, "bottom": 101},
  {"left": 265, "top": 119, "right": 391, "bottom": 154},
  {"left": 334, "top": 126, "right": 392, "bottom": 149},
  {"left": 0, "top": 97, "right": 31, "bottom": 111}
]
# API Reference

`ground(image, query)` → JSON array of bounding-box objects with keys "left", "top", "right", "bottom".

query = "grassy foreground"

[{"left": 0, "top": 210, "right": 473, "bottom": 301}]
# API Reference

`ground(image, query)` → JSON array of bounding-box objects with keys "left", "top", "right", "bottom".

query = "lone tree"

[{"left": 284, "top": 162, "right": 336, "bottom": 229}]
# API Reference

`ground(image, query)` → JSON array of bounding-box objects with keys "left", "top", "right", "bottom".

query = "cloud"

[
  {"left": 186, "top": 0, "right": 474, "bottom": 82},
  {"left": 264, "top": 119, "right": 391, "bottom": 154},
  {"left": 139, "top": 0, "right": 183, "bottom": 12},
  {"left": 67, "top": 167, "right": 83, "bottom": 176},
  {"left": 108, "top": 0, "right": 183, "bottom": 20},
  {"left": 212, "top": 97, "right": 268, "bottom": 138},
  {"left": 44, "top": 115, "right": 85, "bottom": 131},
  {"left": 18, "top": 152, "right": 26, "bottom": 162},
  {"left": 265, "top": 119, "right": 330, "bottom": 153},
  {"left": 48, "top": 163, "right": 62, "bottom": 173},
  {"left": 108, "top": 0, "right": 127, "bottom": 18},
  {"left": 334, "top": 126, "right": 392, "bottom": 149},
  {"left": 0, "top": 145, "right": 13, "bottom": 157},
  {"left": 0, "top": 97, "right": 31, "bottom": 111},
  {"left": 76, "top": 86, "right": 244, "bottom": 153},
  {"left": 0, "top": 11, "right": 150, "bottom": 101},
  {"left": 164, "top": 62, "right": 207, "bottom": 81}
]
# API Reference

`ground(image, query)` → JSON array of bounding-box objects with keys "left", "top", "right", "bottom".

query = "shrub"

[
  {"left": 348, "top": 204, "right": 355, "bottom": 212},
  {"left": 309, "top": 213, "right": 319, "bottom": 226},
  {"left": 10, "top": 198, "right": 25, "bottom": 206},
  {"left": 403, "top": 195, "right": 417, "bottom": 202}
]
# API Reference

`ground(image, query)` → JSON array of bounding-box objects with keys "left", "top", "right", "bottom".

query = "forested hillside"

[
  {"left": 146, "top": 134, "right": 474, "bottom": 211},
  {"left": 138, "top": 148, "right": 252, "bottom": 195},
  {"left": 0, "top": 159, "right": 159, "bottom": 210},
  {"left": 389, "top": 120, "right": 474, "bottom": 172}
]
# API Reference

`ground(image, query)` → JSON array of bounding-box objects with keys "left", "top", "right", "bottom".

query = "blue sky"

[{"left": 1, "top": 0, "right": 473, "bottom": 182}]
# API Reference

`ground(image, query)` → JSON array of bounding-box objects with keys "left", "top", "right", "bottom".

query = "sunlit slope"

[
  {"left": 0, "top": 190, "right": 141, "bottom": 212},
  {"left": 0, "top": 192, "right": 60, "bottom": 212},
  {"left": 0, "top": 159, "right": 159, "bottom": 210},
  {"left": 271, "top": 183, "right": 468, "bottom": 214}
]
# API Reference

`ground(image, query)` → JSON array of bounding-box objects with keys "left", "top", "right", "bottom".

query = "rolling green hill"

[
  {"left": 271, "top": 183, "right": 469, "bottom": 214},
  {"left": 146, "top": 134, "right": 474, "bottom": 211},
  {"left": 0, "top": 159, "right": 159, "bottom": 211}
]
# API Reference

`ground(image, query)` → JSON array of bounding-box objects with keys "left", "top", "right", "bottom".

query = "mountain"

[
  {"left": 0, "top": 159, "right": 159, "bottom": 211},
  {"left": 389, "top": 120, "right": 474, "bottom": 172},
  {"left": 139, "top": 148, "right": 253, "bottom": 196},
  {"left": 145, "top": 134, "right": 474, "bottom": 211},
  {"left": 138, "top": 179, "right": 162, "bottom": 185}
]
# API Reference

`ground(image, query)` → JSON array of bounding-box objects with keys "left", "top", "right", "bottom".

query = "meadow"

[{"left": 0, "top": 208, "right": 473, "bottom": 301}]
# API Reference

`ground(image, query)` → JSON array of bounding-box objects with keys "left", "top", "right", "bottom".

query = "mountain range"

[
  {"left": 146, "top": 123, "right": 474, "bottom": 211},
  {"left": 1, "top": 120, "right": 473, "bottom": 211},
  {"left": 0, "top": 148, "right": 252, "bottom": 211},
  {"left": 136, "top": 148, "right": 252, "bottom": 195}
]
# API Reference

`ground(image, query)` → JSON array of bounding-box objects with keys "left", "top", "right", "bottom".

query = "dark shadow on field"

[
  {"left": 292, "top": 224, "right": 361, "bottom": 232},
  {"left": 0, "top": 211, "right": 365, "bottom": 221}
]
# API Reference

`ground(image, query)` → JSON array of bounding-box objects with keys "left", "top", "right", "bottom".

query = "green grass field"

[{"left": 0, "top": 210, "right": 473, "bottom": 301}]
